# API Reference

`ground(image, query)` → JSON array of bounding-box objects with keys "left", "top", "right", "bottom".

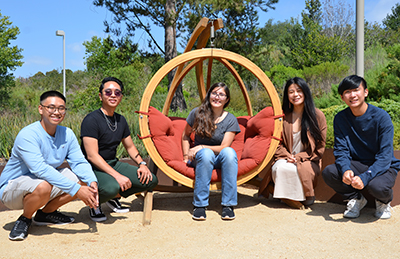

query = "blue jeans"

[{"left": 190, "top": 147, "right": 238, "bottom": 207}]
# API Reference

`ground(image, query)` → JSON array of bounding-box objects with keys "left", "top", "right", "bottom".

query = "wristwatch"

[{"left": 139, "top": 161, "right": 147, "bottom": 166}]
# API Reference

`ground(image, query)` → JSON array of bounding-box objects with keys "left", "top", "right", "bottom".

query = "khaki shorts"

[{"left": 1, "top": 168, "right": 79, "bottom": 210}]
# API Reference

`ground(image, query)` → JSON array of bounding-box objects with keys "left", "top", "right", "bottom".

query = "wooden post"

[{"left": 142, "top": 191, "right": 153, "bottom": 226}]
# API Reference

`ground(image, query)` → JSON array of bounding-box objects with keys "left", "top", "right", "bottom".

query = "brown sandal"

[{"left": 281, "top": 199, "right": 305, "bottom": 210}]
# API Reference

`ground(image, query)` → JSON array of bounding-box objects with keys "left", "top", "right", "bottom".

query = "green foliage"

[
  {"left": 83, "top": 36, "right": 139, "bottom": 76},
  {"left": 313, "top": 84, "right": 342, "bottom": 109},
  {"left": 302, "top": 61, "right": 349, "bottom": 96},
  {"left": 383, "top": 3, "right": 400, "bottom": 31},
  {"left": 286, "top": 24, "right": 348, "bottom": 69},
  {"left": 301, "top": 0, "right": 322, "bottom": 27},
  {"left": 0, "top": 11, "right": 23, "bottom": 107},
  {"left": 371, "top": 44, "right": 400, "bottom": 102},
  {"left": 265, "top": 65, "right": 303, "bottom": 95}
]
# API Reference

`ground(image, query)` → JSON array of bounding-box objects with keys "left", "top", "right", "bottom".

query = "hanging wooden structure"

[{"left": 138, "top": 17, "right": 283, "bottom": 191}]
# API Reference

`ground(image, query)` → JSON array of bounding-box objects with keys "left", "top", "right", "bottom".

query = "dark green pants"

[{"left": 93, "top": 159, "right": 158, "bottom": 204}]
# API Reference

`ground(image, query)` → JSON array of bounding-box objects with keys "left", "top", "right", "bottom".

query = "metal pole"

[
  {"left": 356, "top": 0, "right": 364, "bottom": 77},
  {"left": 62, "top": 33, "right": 66, "bottom": 97},
  {"left": 56, "top": 30, "right": 66, "bottom": 96}
]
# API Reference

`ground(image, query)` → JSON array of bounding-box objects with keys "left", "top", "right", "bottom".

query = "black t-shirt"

[{"left": 80, "top": 109, "right": 130, "bottom": 161}]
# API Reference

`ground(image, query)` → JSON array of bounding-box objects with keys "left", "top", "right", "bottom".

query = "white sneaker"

[
  {"left": 343, "top": 195, "right": 367, "bottom": 218},
  {"left": 374, "top": 200, "right": 392, "bottom": 219},
  {"left": 106, "top": 198, "right": 130, "bottom": 213}
]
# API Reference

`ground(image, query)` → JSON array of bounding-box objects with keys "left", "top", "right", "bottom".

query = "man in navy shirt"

[{"left": 322, "top": 75, "right": 400, "bottom": 219}]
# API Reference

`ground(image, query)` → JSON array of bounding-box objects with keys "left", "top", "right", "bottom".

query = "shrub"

[
  {"left": 302, "top": 61, "right": 349, "bottom": 97},
  {"left": 265, "top": 65, "right": 303, "bottom": 95}
]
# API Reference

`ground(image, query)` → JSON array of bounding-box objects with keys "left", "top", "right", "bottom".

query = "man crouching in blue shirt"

[
  {"left": 322, "top": 75, "right": 400, "bottom": 219},
  {"left": 0, "top": 91, "right": 99, "bottom": 241}
]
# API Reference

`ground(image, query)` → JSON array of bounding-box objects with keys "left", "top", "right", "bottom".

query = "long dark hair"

[
  {"left": 192, "top": 82, "right": 230, "bottom": 138},
  {"left": 282, "top": 77, "right": 323, "bottom": 146}
]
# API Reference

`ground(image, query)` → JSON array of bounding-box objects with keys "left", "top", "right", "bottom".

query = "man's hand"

[
  {"left": 76, "top": 183, "right": 98, "bottom": 209},
  {"left": 114, "top": 173, "right": 132, "bottom": 192},
  {"left": 137, "top": 165, "right": 153, "bottom": 184},
  {"left": 343, "top": 170, "right": 364, "bottom": 190},
  {"left": 351, "top": 176, "right": 364, "bottom": 190},
  {"left": 342, "top": 170, "right": 354, "bottom": 185}
]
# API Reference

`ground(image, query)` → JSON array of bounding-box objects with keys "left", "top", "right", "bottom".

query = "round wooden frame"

[{"left": 138, "top": 48, "right": 283, "bottom": 189}]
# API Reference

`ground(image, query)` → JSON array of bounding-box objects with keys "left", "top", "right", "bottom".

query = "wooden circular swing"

[{"left": 138, "top": 18, "right": 283, "bottom": 190}]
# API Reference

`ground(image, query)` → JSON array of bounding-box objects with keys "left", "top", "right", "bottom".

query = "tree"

[
  {"left": 93, "top": 0, "right": 187, "bottom": 111},
  {"left": 182, "top": 0, "right": 279, "bottom": 89},
  {"left": 283, "top": 0, "right": 347, "bottom": 69},
  {"left": 322, "top": 0, "right": 353, "bottom": 40},
  {"left": 93, "top": 0, "right": 279, "bottom": 110},
  {"left": 0, "top": 11, "right": 23, "bottom": 107},
  {"left": 383, "top": 3, "right": 400, "bottom": 31},
  {"left": 83, "top": 36, "right": 139, "bottom": 75},
  {"left": 302, "top": 0, "right": 322, "bottom": 28}
]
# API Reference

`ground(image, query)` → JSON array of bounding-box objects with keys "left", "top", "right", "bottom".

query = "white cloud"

[
  {"left": 69, "top": 59, "right": 85, "bottom": 69},
  {"left": 365, "top": 0, "right": 398, "bottom": 23},
  {"left": 24, "top": 56, "right": 53, "bottom": 66},
  {"left": 69, "top": 42, "right": 83, "bottom": 53}
]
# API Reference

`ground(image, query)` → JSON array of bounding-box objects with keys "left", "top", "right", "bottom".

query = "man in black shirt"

[{"left": 81, "top": 77, "right": 158, "bottom": 222}]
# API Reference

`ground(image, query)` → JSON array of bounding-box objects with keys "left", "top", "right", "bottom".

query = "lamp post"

[{"left": 56, "top": 30, "right": 66, "bottom": 97}]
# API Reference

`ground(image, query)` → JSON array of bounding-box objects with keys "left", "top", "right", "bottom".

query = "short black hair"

[
  {"left": 40, "top": 90, "right": 66, "bottom": 104},
  {"left": 338, "top": 75, "right": 367, "bottom": 95},
  {"left": 99, "top": 77, "right": 124, "bottom": 93}
]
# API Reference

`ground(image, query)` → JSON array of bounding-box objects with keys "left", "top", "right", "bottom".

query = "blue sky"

[{"left": 2, "top": 0, "right": 398, "bottom": 78}]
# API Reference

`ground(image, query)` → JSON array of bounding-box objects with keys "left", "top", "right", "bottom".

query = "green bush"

[
  {"left": 302, "top": 61, "right": 349, "bottom": 96},
  {"left": 265, "top": 65, "right": 303, "bottom": 95},
  {"left": 369, "top": 44, "right": 400, "bottom": 102}
]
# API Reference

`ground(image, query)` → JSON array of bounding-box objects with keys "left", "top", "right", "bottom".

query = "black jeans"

[{"left": 322, "top": 160, "right": 397, "bottom": 204}]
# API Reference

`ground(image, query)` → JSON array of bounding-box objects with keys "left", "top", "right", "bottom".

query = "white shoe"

[
  {"left": 106, "top": 198, "right": 130, "bottom": 213},
  {"left": 343, "top": 195, "right": 367, "bottom": 218},
  {"left": 374, "top": 200, "right": 392, "bottom": 219}
]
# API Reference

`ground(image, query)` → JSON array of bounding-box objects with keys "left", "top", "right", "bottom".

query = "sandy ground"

[{"left": 0, "top": 186, "right": 399, "bottom": 259}]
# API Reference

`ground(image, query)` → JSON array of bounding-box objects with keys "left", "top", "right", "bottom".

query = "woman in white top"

[{"left": 261, "top": 77, "right": 327, "bottom": 209}]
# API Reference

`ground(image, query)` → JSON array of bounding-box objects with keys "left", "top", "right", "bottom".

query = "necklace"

[
  {"left": 100, "top": 108, "right": 117, "bottom": 132},
  {"left": 214, "top": 111, "right": 225, "bottom": 129}
]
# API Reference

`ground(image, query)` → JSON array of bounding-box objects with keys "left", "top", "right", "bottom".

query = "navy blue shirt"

[{"left": 333, "top": 104, "right": 400, "bottom": 185}]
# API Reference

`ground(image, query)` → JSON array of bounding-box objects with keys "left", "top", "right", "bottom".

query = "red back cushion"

[
  {"left": 241, "top": 107, "right": 275, "bottom": 164},
  {"left": 148, "top": 107, "right": 182, "bottom": 162},
  {"left": 147, "top": 106, "right": 275, "bottom": 182}
]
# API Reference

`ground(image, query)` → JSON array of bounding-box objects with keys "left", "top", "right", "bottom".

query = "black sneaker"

[
  {"left": 89, "top": 206, "right": 107, "bottom": 222},
  {"left": 221, "top": 206, "right": 235, "bottom": 220},
  {"left": 33, "top": 209, "right": 75, "bottom": 226},
  {"left": 9, "top": 215, "right": 32, "bottom": 241},
  {"left": 192, "top": 207, "right": 206, "bottom": 221},
  {"left": 106, "top": 198, "right": 129, "bottom": 213}
]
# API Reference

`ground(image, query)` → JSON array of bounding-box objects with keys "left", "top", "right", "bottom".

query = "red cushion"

[
  {"left": 241, "top": 107, "right": 275, "bottom": 163},
  {"left": 230, "top": 116, "right": 249, "bottom": 160},
  {"left": 147, "top": 106, "right": 275, "bottom": 182},
  {"left": 148, "top": 107, "right": 181, "bottom": 162}
]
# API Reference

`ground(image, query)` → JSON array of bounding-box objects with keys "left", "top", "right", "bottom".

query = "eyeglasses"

[
  {"left": 210, "top": 92, "right": 227, "bottom": 99},
  {"left": 41, "top": 105, "right": 67, "bottom": 114},
  {"left": 104, "top": 89, "right": 122, "bottom": 97}
]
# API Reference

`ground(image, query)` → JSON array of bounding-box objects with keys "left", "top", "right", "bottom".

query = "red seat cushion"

[{"left": 147, "top": 106, "right": 275, "bottom": 182}]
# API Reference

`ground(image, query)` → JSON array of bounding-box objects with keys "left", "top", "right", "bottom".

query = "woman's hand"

[
  {"left": 188, "top": 145, "right": 204, "bottom": 161},
  {"left": 286, "top": 155, "right": 297, "bottom": 164}
]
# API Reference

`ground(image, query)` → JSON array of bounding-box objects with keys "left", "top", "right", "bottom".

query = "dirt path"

[{"left": 0, "top": 186, "right": 399, "bottom": 258}]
